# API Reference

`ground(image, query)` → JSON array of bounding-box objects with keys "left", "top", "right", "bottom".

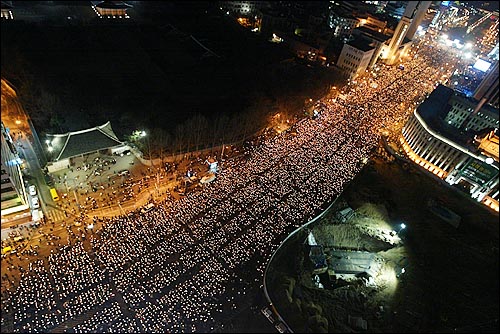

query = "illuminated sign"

[
  {"left": 473, "top": 59, "right": 492, "bottom": 72},
  {"left": 460, "top": 159, "right": 498, "bottom": 185}
]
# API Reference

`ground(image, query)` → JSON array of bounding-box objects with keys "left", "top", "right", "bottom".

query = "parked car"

[{"left": 28, "top": 185, "right": 37, "bottom": 196}]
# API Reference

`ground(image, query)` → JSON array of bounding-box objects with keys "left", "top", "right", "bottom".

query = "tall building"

[
  {"left": 473, "top": 61, "right": 499, "bottom": 109},
  {"left": 400, "top": 85, "right": 499, "bottom": 212},
  {"left": 337, "top": 37, "right": 375, "bottom": 79},
  {"left": 328, "top": 9, "right": 359, "bottom": 38},
  {"left": 1, "top": 121, "right": 29, "bottom": 218},
  {"left": 352, "top": 26, "right": 392, "bottom": 67},
  {"left": 445, "top": 93, "right": 499, "bottom": 131},
  {"left": 385, "top": 15, "right": 411, "bottom": 64},
  {"left": 383, "top": 1, "right": 431, "bottom": 65},
  {"left": 404, "top": 1, "right": 431, "bottom": 40}
]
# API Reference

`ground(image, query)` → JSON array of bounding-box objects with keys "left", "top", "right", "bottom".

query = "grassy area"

[{"left": 267, "top": 157, "right": 498, "bottom": 333}]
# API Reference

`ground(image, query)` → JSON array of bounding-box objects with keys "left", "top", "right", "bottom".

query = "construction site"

[{"left": 266, "top": 157, "right": 498, "bottom": 333}]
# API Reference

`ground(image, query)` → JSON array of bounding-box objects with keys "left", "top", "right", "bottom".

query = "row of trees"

[
  {"left": 134, "top": 95, "right": 275, "bottom": 159},
  {"left": 3, "top": 17, "right": 345, "bottom": 161}
]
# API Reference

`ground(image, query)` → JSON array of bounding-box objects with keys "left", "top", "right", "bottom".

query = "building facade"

[
  {"left": 351, "top": 26, "right": 391, "bottom": 67},
  {"left": 1, "top": 121, "right": 29, "bottom": 217},
  {"left": 444, "top": 94, "right": 499, "bottom": 131},
  {"left": 328, "top": 10, "right": 359, "bottom": 38},
  {"left": 400, "top": 85, "right": 499, "bottom": 212},
  {"left": 92, "top": 1, "right": 132, "bottom": 18},
  {"left": 220, "top": 1, "right": 268, "bottom": 16},
  {"left": 404, "top": 1, "right": 432, "bottom": 41},
  {"left": 473, "top": 61, "right": 499, "bottom": 108},
  {"left": 384, "top": 15, "right": 411, "bottom": 64},
  {"left": 337, "top": 37, "right": 375, "bottom": 79},
  {"left": 45, "top": 122, "right": 127, "bottom": 173}
]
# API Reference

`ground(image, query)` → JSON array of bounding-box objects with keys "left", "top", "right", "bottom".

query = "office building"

[
  {"left": 400, "top": 85, "right": 499, "bottom": 212},
  {"left": 473, "top": 61, "right": 499, "bottom": 109},
  {"left": 404, "top": 1, "right": 431, "bottom": 40},
  {"left": 337, "top": 37, "right": 375, "bottom": 79},
  {"left": 1, "top": 121, "right": 29, "bottom": 218}
]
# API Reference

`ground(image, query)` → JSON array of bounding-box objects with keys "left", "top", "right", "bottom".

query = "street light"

[{"left": 398, "top": 223, "right": 406, "bottom": 234}]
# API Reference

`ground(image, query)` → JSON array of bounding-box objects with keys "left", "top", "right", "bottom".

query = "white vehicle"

[
  {"left": 118, "top": 170, "right": 130, "bottom": 176},
  {"left": 28, "top": 185, "right": 37, "bottom": 196},
  {"left": 141, "top": 203, "right": 155, "bottom": 213},
  {"left": 31, "top": 196, "right": 40, "bottom": 209}
]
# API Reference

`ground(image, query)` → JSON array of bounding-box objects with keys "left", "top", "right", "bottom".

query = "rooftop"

[
  {"left": 353, "top": 26, "right": 392, "bottom": 42},
  {"left": 346, "top": 37, "right": 375, "bottom": 53},
  {"left": 46, "top": 121, "right": 123, "bottom": 161},
  {"left": 416, "top": 84, "right": 476, "bottom": 149},
  {"left": 328, "top": 250, "right": 379, "bottom": 277},
  {"left": 477, "top": 130, "right": 499, "bottom": 162},
  {"left": 94, "top": 1, "right": 132, "bottom": 9}
]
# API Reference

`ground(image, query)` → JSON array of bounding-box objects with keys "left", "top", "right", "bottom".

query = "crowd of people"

[{"left": 1, "top": 39, "right": 453, "bottom": 333}]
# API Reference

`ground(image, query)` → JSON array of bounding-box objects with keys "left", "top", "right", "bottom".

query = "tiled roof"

[
  {"left": 47, "top": 121, "right": 123, "bottom": 161},
  {"left": 95, "top": 1, "right": 132, "bottom": 9}
]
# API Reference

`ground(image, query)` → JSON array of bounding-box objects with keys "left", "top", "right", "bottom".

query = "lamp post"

[
  {"left": 398, "top": 223, "right": 406, "bottom": 234},
  {"left": 141, "top": 130, "right": 153, "bottom": 167}
]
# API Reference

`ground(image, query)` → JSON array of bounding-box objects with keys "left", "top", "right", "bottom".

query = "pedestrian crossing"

[{"left": 45, "top": 209, "right": 67, "bottom": 223}]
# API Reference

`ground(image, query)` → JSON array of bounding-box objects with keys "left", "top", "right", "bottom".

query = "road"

[
  {"left": 1, "top": 79, "right": 57, "bottom": 232},
  {"left": 1, "top": 35, "right": 457, "bottom": 333}
]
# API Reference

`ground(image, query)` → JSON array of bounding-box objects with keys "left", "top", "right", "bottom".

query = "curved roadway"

[{"left": 3, "top": 37, "right": 454, "bottom": 332}]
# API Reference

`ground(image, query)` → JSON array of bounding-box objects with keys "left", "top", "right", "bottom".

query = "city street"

[{"left": 0, "top": 34, "right": 461, "bottom": 333}]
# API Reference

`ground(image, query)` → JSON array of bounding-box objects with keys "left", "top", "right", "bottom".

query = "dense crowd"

[{"left": 1, "top": 39, "right": 453, "bottom": 333}]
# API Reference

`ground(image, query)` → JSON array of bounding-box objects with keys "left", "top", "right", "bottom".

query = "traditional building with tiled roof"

[{"left": 45, "top": 121, "right": 128, "bottom": 172}]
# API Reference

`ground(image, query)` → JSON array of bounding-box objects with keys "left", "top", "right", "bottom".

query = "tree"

[{"left": 173, "top": 123, "right": 186, "bottom": 156}]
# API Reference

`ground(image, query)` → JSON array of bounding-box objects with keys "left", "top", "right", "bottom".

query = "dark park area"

[{"left": 1, "top": 1, "right": 342, "bottom": 156}]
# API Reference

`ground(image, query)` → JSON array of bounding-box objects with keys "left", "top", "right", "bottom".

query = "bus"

[{"left": 50, "top": 188, "right": 59, "bottom": 202}]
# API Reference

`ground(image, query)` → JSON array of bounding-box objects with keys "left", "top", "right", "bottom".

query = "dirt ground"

[{"left": 267, "top": 157, "right": 499, "bottom": 333}]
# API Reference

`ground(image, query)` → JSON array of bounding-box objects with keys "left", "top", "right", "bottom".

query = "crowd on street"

[{"left": 1, "top": 39, "right": 453, "bottom": 333}]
